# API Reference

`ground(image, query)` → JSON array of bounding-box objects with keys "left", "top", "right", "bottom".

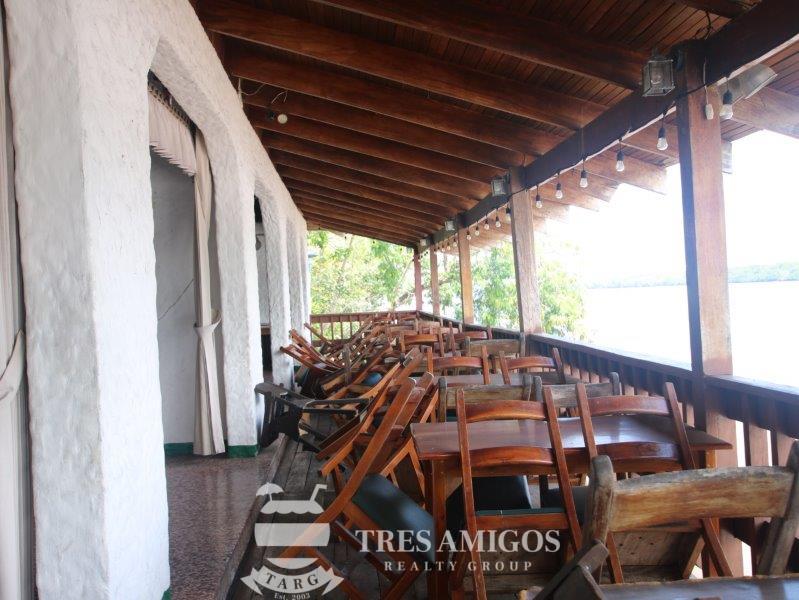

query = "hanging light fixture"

[
  {"left": 719, "top": 79, "right": 734, "bottom": 120},
  {"left": 656, "top": 112, "right": 669, "bottom": 151},
  {"left": 555, "top": 172, "right": 563, "bottom": 199},
  {"left": 642, "top": 49, "right": 675, "bottom": 97},
  {"left": 615, "top": 142, "right": 625, "bottom": 172},
  {"left": 466, "top": 230, "right": 472, "bottom": 241},
  {"left": 494, "top": 211, "right": 501, "bottom": 228},
  {"left": 483, "top": 219, "right": 490, "bottom": 231},
  {"left": 504, "top": 205, "right": 512, "bottom": 223},
  {"left": 579, "top": 159, "right": 588, "bottom": 188},
  {"left": 535, "top": 185, "right": 543, "bottom": 209},
  {"left": 490, "top": 175, "right": 509, "bottom": 197},
  {"left": 473, "top": 225, "right": 480, "bottom": 237}
]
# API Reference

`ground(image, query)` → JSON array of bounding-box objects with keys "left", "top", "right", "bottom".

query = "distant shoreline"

[
  {"left": 589, "top": 279, "right": 799, "bottom": 290},
  {"left": 586, "top": 263, "right": 799, "bottom": 289}
]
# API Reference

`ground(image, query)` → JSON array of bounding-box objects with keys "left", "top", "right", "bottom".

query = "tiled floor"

[{"left": 165, "top": 439, "right": 286, "bottom": 600}]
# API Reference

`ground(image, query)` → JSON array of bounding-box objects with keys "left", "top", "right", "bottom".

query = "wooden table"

[
  {"left": 411, "top": 415, "right": 732, "bottom": 599},
  {"left": 598, "top": 574, "right": 799, "bottom": 598}
]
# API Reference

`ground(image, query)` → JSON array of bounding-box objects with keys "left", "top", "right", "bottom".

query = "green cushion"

[{"left": 352, "top": 474, "right": 435, "bottom": 565}]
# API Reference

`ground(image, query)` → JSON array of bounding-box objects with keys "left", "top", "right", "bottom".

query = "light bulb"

[
  {"left": 719, "top": 89, "right": 734, "bottom": 120},
  {"left": 483, "top": 220, "right": 490, "bottom": 230},
  {"left": 473, "top": 226, "right": 480, "bottom": 237},
  {"left": 504, "top": 208, "right": 512, "bottom": 223},
  {"left": 615, "top": 150, "right": 625, "bottom": 172},
  {"left": 579, "top": 169, "right": 588, "bottom": 188},
  {"left": 494, "top": 214, "right": 501, "bottom": 228},
  {"left": 656, "top": 126, "right": 668, "bottom": 150},
  {"left": 276, "top": 113, "right": 289, "bottom": 124},
  {"left": 535, "top": 193, "right": 543, "bottom": 209},
  {"left": 466, "top": 232, "right": 471, "bottom": 241},
  {"left": 555, "top": 182, "right": 563, "bottom": 199}
]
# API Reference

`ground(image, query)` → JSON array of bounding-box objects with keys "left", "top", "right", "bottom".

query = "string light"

[
  {"left": 473, "top": 225, "right": 480, "bottom": 237},
  {"left": 579, "top": 159, "right": 588, "bottom": 188},
  {"left": 504, "top": 205, "right": 512, "bottom": 223},
  {"left": 494, "top": 211, "right": 501, "bottom": 228},
  {"left": 483, "top": 219, "right": 490, "bottom": 231},
  {"left": 535, "top": 185, "right": 543, "bottom": 209},
  {"left": 719, "top": 78, "right": 734, "bottom": 120},
  {"left": 615, "top": 140, "right": 625, "bottom": 172},
  {"left": 656, "top": 112, "right": 669, "bottom": 151},
  {"left": 555, "top": 171, "right": 563, "bottom": 199}
]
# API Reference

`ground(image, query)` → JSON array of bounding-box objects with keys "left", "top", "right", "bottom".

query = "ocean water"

[{"left": 583, "top": 281, "right": 799, "bottom": 388}]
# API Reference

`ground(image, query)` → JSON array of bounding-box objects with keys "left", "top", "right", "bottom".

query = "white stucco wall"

[{"left": 3, "top": 0, "right": 306, "bottom": 597}]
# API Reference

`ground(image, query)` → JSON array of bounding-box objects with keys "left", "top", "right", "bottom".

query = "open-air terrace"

[{"left": 0, "top": 0, "right": 798, "bottom": 599}]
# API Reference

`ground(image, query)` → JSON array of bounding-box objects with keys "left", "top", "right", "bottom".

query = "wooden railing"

[{"left": 307, "top": 309, "right": 799, "bottom": 569}]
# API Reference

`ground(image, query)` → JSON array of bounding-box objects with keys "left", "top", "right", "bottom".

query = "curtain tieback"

[
  {"left": 0, "top": 330, "right": 25, "bottom": 404},
  {"left": 194, "top": 311, "right": 221, "bottom": 341}
]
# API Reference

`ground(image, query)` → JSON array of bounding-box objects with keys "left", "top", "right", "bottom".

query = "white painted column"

[{"left": 260, "top": 198, "right": 294, "bottom": 387}]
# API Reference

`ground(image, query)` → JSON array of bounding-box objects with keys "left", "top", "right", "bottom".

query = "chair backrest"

[
  {"left": 400, "top": 331, "right": 445, "bottom": 356},
  {"left": 534, "top": 374, "right": 621, "bottom": 408},
  {"left": 574, "top": 381, "right": 694, "bottom": 471},
  {"left": 584, "top": 442, "right": 799, "bottom": 576},
  {"left": 499, "top": 347, "right": 565, "bottom": 384},
  {"left": 426, "top": 345, "right": 491, "bottom": 384},
  {"left": 438, "top": 374, "right": 538, "bottom": 421},
  {"left": 463, "top": 337, "right": 522, "bottom": 359}
]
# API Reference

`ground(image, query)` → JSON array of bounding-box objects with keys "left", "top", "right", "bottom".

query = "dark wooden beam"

[
  {"left": 290, "top": 190, "right": 438, "bottom": 231},
  {"left": 293, "top": 197, "right": 432, "bottom": 236},
  {"left": 268, "top": 150, "right": 467, "bottom": 208},
  {"left": 429, "top": 0, "right": 799, "bottom": 246},
  {"left": 311, "top": 0, "right": 645, "bottom": 89},
  {"left": 263, "top": 133, "right": 485, "bottom": 200},
  {"left": 279, "top": 166, "right": 465, "bottom": 215},
  {"left": 228, "top": 46, "right": 559, "bottom": 154},
  {"left": 246, "top": 85, "right": 523, "bottom": 168},
  {"left": 284, "top": 177, "right": 453, "bottom": 220},
  {"left": 299, "top": 209, "right": 413, "bottom": 245},
  {"left": 251, "top": 108, "right": 499, "bottom": 183},
  {"left": 201, "top": 0, "right": 605, "bottom": 128},
  {"left": 673, "top": 0, "right": 748, "bottom": 19},
  {"left": 725, "top": 86, "right": 799, "bottom": 139}
]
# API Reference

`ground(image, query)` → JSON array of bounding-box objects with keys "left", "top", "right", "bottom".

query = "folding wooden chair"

[
  {"left": 499, "top": 348, "right": 566, "bottom": 385},
  {"left": 400, "top": 330, "right": 446, "bottom": 357},
  {"left": 426, "top": 345, "right": 491, "bottom": 383},
  {"left": 437, "top": 373, "right": 537, "bottom": 422},
  {"left": 583, "top": 442, "right": 799, "bottom": 579},
  {"left": 276, "top": 377, "right": 435, "bottom": 599},
  {"left": 451, "top": 389, "right": 583, "bottom": 599},
  {"left": 559, "top": 381, "right": 733, "bottom": 581}
]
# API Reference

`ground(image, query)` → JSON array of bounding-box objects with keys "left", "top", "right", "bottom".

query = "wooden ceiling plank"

[
  {"left": 262, "top": 133, "right": 485, "bottom": 200},
  {"left": 291, "top": 190, "right": 440, "bottom": 229},
  {"left": 251, "top": 107, "right": 500, "bottom": 184},
  {"left": 293, "top": 198, "right": 432, "bottom": 236},
  {"left": 672, "top": 0, "right": 747, "bottom": 19},
  {"left": 246, "top": 85, "right": 524, "bottom": 167},
  {"left": 268, "top": 149, "right": 467, "bottom": 207},
  {"left": 201, "top": 0, "right": 606, "bottom": 128},
  {"left": 299, "top": 209, "right": 414, "bottom": 244},
  {"left": 309, "top": 0, "right": 645, "bottom": 88}
]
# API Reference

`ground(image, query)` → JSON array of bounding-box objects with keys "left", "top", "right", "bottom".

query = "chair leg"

[
  {"left": 383, "top": 566, "right": 420, "bottom": 600},
  {"left": 605, "top": 533, "right": 624, "bottom": 583}
]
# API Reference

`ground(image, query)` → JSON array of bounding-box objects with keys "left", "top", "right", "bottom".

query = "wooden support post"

[
  {"left": 429, "top": 249, "right": 440, "bottom": 315},
  {"left": 457, "top": 228, "right": 474, "bottom": 324},
  {"left": 509, "top": 167, "right": 543, "bottom": 333},
  {"left": 676, "top": 40, "right": 740, "bottom": 575},
  {"left": 413, "top": 250, "right": 423, "bottom": 312}
]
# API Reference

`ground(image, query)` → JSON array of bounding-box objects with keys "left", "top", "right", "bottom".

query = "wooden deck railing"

[{"left": 307, "top": 308, "right": 799, "bottom": 568}]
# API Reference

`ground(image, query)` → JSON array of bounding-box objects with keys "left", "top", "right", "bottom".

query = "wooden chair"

[
  {"left": 531, "top": 539, "right": 609, "bottom": 600},
  {"left": 426, "top": 345, "right": 491, "bottom": 383},
  {"left": 562, "top": 382, "right": 733, "bottom": 581},
  {"left": 451, "top": 389, "right": 584, "bottom": 599},
  {"left": 277, "top": 377, "right": 434, "bottom": 599},
  {"left": 400, "top": 330, "right": 446, "bottom": 357},
  {"left": 499, "top": 348, "right": 566, "bottom": 385},
  {"left": 462, "top": 336, "right": 523, "bottom": 370},
  {"left": 533, "top": 374, "right": 621, "bottom": 409},
  {"left": 447, "top": 328, "right": 490, "bottom": 353},
  {"left": 584, "top": 443, "right": 799, "bottom": 579},
  {"left": 437, "top": 373, "right": 537, "bottom": 422}
]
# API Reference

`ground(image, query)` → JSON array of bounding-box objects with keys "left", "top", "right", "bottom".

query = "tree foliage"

[{"left": 308, "top": 230, "right": 586, "bottom": 338}]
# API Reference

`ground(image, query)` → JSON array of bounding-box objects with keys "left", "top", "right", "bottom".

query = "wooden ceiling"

[{"left": 194, "top": 0, "right": 799, "bottom": 247}]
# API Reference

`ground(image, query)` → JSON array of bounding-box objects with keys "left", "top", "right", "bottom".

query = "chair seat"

[
  {"left": 541, "top": 484, "right": 590, "bottom": 523},
  {"left": 352, "top": 473, "right": 435, "bottom": 565},
  {"left": 446, "top": 476, "right": 533, "bottom": 534}
]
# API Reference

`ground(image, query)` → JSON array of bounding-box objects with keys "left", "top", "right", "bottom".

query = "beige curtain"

[
  {"left": 148, "top": 88, "right": 197, "bottom": 176},
  {"left": 192, "top": 131, "right": 224, "bottom": 455}
]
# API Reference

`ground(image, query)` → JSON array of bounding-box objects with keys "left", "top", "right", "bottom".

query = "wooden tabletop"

[
  {"left": 598, "top": 574, "right": 799, "bottom": 599},
  {"left": 411, "top": 414, "right": 731, "bottom": 462}
]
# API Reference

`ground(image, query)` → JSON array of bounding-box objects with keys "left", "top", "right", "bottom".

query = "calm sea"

[{"left": 583, "top": 280, "right": 799, "bottom": 388}]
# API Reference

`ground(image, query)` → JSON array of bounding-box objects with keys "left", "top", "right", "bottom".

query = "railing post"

[
  {"left": 429, "top": 248, "right": 440, "bottom": 315},
  {"left": 457, "top": 227, "right": 474, "bottom": 324},
  {"left": 509, "top": 166, "right": 543, "bottom": 333},
  {"left": 676, "top": 40, "right": 740, "bottom": 574},
  {"left": 413, "top": 249, "right": 423, "bottom": 311}
]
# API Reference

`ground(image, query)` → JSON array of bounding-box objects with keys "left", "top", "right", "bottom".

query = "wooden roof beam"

[
  {"left": 201, "top": 0, "right": 605, "bottom": 129},
  {"left": 299, "top": 209, "right": 414, "bottom": 245},
  {"left": 262, "top": 133, "right": 484, "bottom": 201},
  {"left": 722, "top": 86, "right": 799, "bottom": 139},
  {"left": 292, "top": 197, "right": 433, "bottom": 237},
  {"left": 246, "top": 85, "right": 523, "bottom": 168},
  {"left": 311, "top": 0, "right": 645, "bottom": 89},
  {"left": 673, "top": 1, "right": 748, "bottom": 19},
  {"left": 251, "top": 107, "right": 499, "bottom": 184}
]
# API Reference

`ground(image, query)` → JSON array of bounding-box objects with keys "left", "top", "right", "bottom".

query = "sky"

[{"left": 548, "top": 130, "right": 799, "bottom": 283}]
